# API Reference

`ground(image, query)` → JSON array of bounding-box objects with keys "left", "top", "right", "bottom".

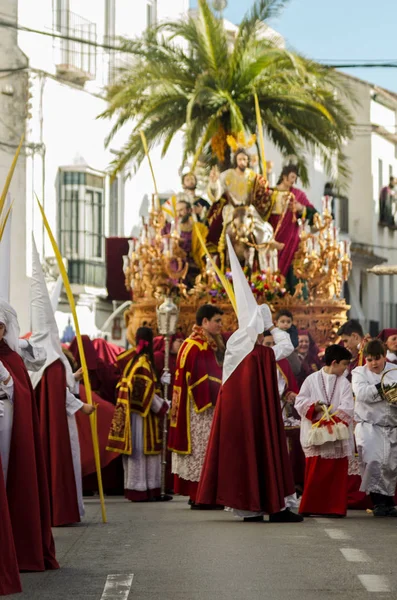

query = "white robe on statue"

[
  {"left": 123, "top": 394, "right": 167, "bottom": 495},
  {"left": 352, "top": 363, "right": 397, "bottom": 496}
]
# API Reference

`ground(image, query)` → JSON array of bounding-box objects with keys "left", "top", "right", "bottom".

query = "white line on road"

[
  {"left": 324, "top": 528, "right": 351, "bottom": 540},
  {"left": 340, "top": 548, "right": 371, "bottom": 562},
  {"left": 358, "top": 575, "right": 391, "bottom": 593},
  {"left": 100, "top": 574, "right": 134, "bottom": 600}
]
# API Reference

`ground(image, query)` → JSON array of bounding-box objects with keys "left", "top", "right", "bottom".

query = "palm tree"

[{"left": 101, "top": 0, "right": 354, "bottom": 185}]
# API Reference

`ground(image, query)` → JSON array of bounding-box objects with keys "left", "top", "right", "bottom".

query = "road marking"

[
  {"left": 340, "top": 548, "right": 371, "bottom": 562},
  {"left": 100, "top": 574, "right": 134, "bottom": 600},
  {"left": 358, "top": 575, "right": 391, "bottom": 593},
  {"left": 324, "top": 528, "right": 351, "bottom": 540},
  {"left": 314, "top": 517, "right": 333, "bottom": 524}
]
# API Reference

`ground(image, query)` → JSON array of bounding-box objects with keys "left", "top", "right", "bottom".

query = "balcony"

[{"left": 53, "top": 10, "right": 97, "bottom": 86}]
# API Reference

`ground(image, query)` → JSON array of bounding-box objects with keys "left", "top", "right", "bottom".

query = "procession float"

[{"left": 121, "top": 132, "right": 352, "bottom": 348}]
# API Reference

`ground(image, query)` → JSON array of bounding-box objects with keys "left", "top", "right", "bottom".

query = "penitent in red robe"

[
  {"left": 0, "top": 340, "right": 59, "bottom": 572},
  {"left": 197, "top": 344, "right": 295, "bottom": 514},
  {"left": 0, "top": 456, "right": 21, "bottom": 596},
  {"left": 35, "top": 360, "right": 80, "bottom": 527}
]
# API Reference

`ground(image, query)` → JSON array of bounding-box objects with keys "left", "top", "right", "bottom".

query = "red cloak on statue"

[
  {"left": 269, "top": 187, "right": 314, "bottom": 276},
  {"left": 197, "top": 344, "right": 295, "bottom": 514},
  {"left": 0, "top": 456, "right": 21, "bottom": 596},
  {"left": 0, "top": 340, "right": 59, "bottom": 572},
  {"left": 34, "top": 360, "right": 80, "bottom": 526}
]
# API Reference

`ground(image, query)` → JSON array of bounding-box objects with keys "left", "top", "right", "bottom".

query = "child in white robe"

[
  {"left": 352, "top": 339, "right": 397, "bottom": 517},
  {"left": 295, "top": 345, "right": 354, "bottom": 517}
]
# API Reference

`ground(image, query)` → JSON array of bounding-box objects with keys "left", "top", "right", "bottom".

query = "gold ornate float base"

[{"left": 125, "top": 296, "right": 350, "bottom": 347}]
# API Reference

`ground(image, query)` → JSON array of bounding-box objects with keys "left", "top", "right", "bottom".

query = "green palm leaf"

[{"left": 101, "top": 0, "right": 354, "bottom": 184}]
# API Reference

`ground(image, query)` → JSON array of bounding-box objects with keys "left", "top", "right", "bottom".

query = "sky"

[{"left": 190, "top": 0, "right": 397, "bottom": 93}]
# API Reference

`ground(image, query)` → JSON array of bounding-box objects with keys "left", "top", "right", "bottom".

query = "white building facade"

[
  {"left": 3, "top": 4, "right": 397, "bottom": 336},
  {"left": 7, "top": 0, "right": 189, "bottom": 335}
]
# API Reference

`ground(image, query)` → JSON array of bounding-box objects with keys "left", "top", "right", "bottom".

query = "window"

[
  {"left": 53, "top": 6, "right": 97, "bottom": 81},
  {"left": 147, "top": 0, "right": 157, "bottom": 29},
  {"left": 58, "top": 168, "right": 106, "bottom": 286}
]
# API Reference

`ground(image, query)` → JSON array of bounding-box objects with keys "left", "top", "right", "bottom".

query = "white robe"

[
  {"left": 123, "top": 394, "right": 166, "bottom": 494},
  {"left": 352, "top": 363, "right": 397, "bottom": 496},
  {"left": 0, "top": 342, "right": 45, "bottom": 483},
  {"left": 295, "top": 369, "right": 354, "bottom": 459},
  {"left": 65, "top": 386, "right": 85, "bottom": 517}
]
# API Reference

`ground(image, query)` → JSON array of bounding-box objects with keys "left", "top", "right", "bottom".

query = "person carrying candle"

[{"left": 295, "top": 344, "right": 354, "bottom": 517}]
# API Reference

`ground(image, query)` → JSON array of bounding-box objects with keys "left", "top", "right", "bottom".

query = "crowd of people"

[{"left": 2, "top": 239, "right": 397, "bottom": 595}]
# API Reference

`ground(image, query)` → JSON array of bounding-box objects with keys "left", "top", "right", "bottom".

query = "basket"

[{"left": 380, "top": 368, "right": 397, "bottom": 405}]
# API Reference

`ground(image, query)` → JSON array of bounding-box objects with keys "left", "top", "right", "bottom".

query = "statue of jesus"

[{"left": 206, "top": 137, "right": 282, "bottom": 269}]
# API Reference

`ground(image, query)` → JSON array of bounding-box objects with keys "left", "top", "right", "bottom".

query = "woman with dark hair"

[
  {"left": 107, "top": 327, "right": 170, "bottom": 501},
  {"left": 296, "top": 330, "right": 322, "bottom": 388}
]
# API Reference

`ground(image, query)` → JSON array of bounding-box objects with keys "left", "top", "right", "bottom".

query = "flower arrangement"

[{"left": 206, "top": 268, "right": 287, "bottom": 304}]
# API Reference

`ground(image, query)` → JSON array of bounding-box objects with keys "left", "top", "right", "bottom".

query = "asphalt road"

[{"left": 8, "top": 496, "right": 397, "bottom": 600}]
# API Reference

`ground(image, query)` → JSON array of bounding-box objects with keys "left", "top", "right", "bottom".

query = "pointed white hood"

[
  {"left": 50, "top": 274, "right": 63, "bottom": 313},
  {"left": 0, "top": 298, "right": 20, "bottom": 354},
  {"left": 29, "top": 236, "right": 75, "bottom": 390},
  {"left": 222, "top": 236, "right": 273, "bottom": 383},
  {"left": 0, "top": 209, "right": 20, "bottom": 353}
]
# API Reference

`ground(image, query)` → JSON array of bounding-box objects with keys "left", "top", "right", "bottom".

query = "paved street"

[{"left": 8, "top": 496, "right": 397, "bottom": 600}]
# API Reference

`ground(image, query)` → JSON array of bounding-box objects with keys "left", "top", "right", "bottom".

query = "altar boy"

[
  {"left": 295, "top": 345, "right": 354, "bottom": 517},
  {"left": 352, "top": 339, "right": 397, "bottom": 517}
]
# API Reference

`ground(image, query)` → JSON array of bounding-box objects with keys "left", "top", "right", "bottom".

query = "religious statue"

[
  {"left": 270, "top": 164, "right": 317, "bottom": 277},
  {"left": 162, "top": 199, "right": 208, "bottom": 288},
  {"left": 206, "top": 133, "right": 283, "bottom": 270}
]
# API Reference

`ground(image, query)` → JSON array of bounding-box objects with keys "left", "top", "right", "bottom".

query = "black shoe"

[
  {"left": 373, "top": 504, "right": 389, "bottom": 517},
  {"left": 387, "top": 506, "right": 397, "bottom": 517},
  {"left": 243, "top": 515, "right": 264, "bottom": 522},
  {"left": 269, "top": 508, "right": 304, "bottom": 523},
  {"left": 155, "top": 494, "right": 173, "bottom": 502}
]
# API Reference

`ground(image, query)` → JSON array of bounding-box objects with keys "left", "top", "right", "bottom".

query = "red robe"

[
  {"left": 269, "top": 187, "right": 314, "bottom": 276},
  {"left": 277, "top": 359, "right": 305, "bottom": 489},
  {"left": 0, "top": 457, "right": 21, "bottom": 596},
  {"left": 197, "top": 345, "right": 295, "bottom": 514},
  {"left": 0, "top": 340, "right": 59, "bottom": 572},
  {"left": 35, "top": 360, "right": 80, "bottom": 527},
  {"left": 69, "top": 336, "right": 120, "bottom": 404},
  {"left": 168, "top": 332, "right": 222, "bottom": 454},
  {"left": 75, "top": 386, "right": 122, "bottom": 495}
]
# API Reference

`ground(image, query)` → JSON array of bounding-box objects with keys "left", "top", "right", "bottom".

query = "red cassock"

[
  {"left": 0, "top": 456, "right": 21, "bottom": 596},
  {"left": 197, "top": 345, "right": 295, "bottom": 514},
  {"left": 0, "top": 340, "right": 59, "bottom": 572},
  {"left": 35, "top": 360, "right": 80, "bottom": 527},
  {"left": 277, "top": 359, "right": 305, "bottom": 490}
]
